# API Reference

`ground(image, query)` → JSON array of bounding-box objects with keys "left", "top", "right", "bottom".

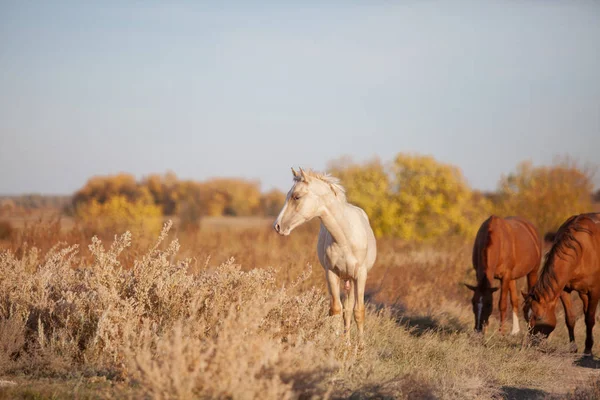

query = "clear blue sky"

[{"left": 1, "top": 1, "right": 599, "bottom": 195}]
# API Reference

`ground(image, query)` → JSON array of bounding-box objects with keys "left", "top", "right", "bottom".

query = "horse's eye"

[{"left": 293, "top": 194, "right": 302, "bottom": 201}]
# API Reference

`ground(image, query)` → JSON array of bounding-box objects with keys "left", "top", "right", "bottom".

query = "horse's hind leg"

[
  {"left": 584, "top": 295, "right": 599, "bottom": 355},
  {"left": 353, "top": 268, "right": 367, "bottom": 346},
  {"left": 509, "top": 280, "right": 520, "bottom": 335},
  {"left": 559, "top": 291, "right": 577, "bottom": 352},
  {"left": 343, "top": 280, "right": 355, "bottom": 342}
]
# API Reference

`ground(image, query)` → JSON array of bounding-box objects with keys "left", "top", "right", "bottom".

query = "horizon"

[{"left": 2, "top": 1, "right": 599, "bottom": 195}]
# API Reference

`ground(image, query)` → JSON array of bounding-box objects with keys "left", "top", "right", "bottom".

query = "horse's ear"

[
  {"left": 490, "top": 287, "right": 499, "bottom": 293},
  {"left": 291, "top": 167, "right": 299, "bottom": 178},
  {"left": 299, "top": 167, "right": 310, "bottom": 182},
  {"left": 464, "top": 283, "right": 477, "bottom": 291}
]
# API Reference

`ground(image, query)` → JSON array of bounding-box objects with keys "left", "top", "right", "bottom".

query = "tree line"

[{"left": 4, "top": 153, "right": 596, "bottom": 240}]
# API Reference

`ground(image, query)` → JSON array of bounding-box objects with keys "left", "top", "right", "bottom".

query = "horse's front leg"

[
  {"left": 353, "top": 268, "right": 367, "bottom": 346},
  {"left": 508, "top": 280, "right": 520, "bottom": 335},
  {"left": 325, "top": 269, "right": 343, "bottom": 334},
  {"left": 559, "top": 291, "right": 577, "bottom": 352},
  {"left": 326, "top": 269, "right": 342, "bottom": 316},
  {"left": 498, "top": 278, "right": 510, "bottom": 334}
]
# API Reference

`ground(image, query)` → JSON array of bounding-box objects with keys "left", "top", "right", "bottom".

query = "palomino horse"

[
  {"left": 465, "top": 215, "right": 575, "bottom": 335},
  {"left": 273, "top": 168, "right": 377, "bottom": 344},
  {"left": 523, "top": 213, "right": 600, "bottom": 354}
]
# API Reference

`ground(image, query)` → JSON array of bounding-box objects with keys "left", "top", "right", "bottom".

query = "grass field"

[{"left": 1, "top": 215, "right": 600, "bottom": 399}]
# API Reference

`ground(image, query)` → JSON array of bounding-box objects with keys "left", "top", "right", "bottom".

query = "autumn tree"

[
  {"left": 142, "top": 172, "right": 179, "bottom": 215},
  {"left": 392, "top": 154, "right": 491, "bottom": 240},
  {"left": 329, "top": 154, "right": 490, "bottom": 240},
  {"left": 75, "top": 195, "right": 162, "bottom": 237},
  {"left": 73, "top": 173, "right": 162, "bottom": 236},
  {"left": 203, "top": 179, "right": 262, "bottom": 216},
  {"left": 73, "top": 173, "right": 152, "bottom": 207},
  {"left": 497, "top": 158, "right": 595, "bottom": 235},
  {"left": 259, "top": 189, "right": 286, "bottom": 217}
]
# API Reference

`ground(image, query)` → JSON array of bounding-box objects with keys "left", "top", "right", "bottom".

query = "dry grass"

[{"left": 1, "top": 218, "right": 599, "bottom": 399}]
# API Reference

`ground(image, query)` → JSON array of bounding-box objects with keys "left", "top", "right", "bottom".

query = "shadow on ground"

[
  {"left": 364, "top": 287, "right": 467, "bottom": 337},
  {"left": 575, "top": 355, "right": 600, "bottom": 369},
  {"left": 332, "top": 376, "right": 437, "bottom": 400},
  {"left": 497, "top": 386, "right": 549, "bottom": 400}
]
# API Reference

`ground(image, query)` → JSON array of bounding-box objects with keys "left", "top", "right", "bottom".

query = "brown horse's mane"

[
  {"left": 533, "top": 214, "right": 593, "bottom": 300},
  {"left": 476, "top": 216, "right": 494, "bottom": 288}
]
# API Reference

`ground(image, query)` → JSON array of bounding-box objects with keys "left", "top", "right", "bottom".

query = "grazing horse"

[
  {"left": 465, "top": 216, "right": 543, "bottom": 334},
  {"left": 273, "top": 168, "right": 377, "bottom": 344},
  {"left": 523, "top": 213, "right": 600, "bottom": 354}
]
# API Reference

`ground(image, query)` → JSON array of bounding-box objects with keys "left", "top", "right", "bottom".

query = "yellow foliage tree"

[
  {"left": 143, "top": 172, "right": 179, "bottom": 215},
  {"left": 392, "top": 154, "right": 491, "bottom": 241},
  {"left": 497, "top": 158, "right": 595, "bottom": 235},
  {"left": 73, "top": 173, "right": 149, "bottom": 206},
  {"left": 75, "top": 195, "right": 163, "bottom": 237},
  {"left": 203, "top": 179, "right": 262, "bottom": 216},
  {"left": 330, "top": 154, "right": 490, "bottom": 240}
]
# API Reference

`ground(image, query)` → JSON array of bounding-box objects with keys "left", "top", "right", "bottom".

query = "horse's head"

[
  {"left": 273, "top": 168, "right": 334, "bottom": 236},
  {"left": 522, "top": 291, "right": 557, "bottom": 337},
  {"left": 465, "top": 283, "right": 498, "bottom": 332}
]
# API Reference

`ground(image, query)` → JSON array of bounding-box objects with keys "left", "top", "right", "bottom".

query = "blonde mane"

[{"left": 293, "top": 169, "right": 347, "bottom": 202}]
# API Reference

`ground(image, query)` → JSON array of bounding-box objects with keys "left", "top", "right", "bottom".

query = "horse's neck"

[
  {"left": 319, "top": 200, "right": 352, "bottom": 246},
  {"left": 543, "top": 257, "right": 576, "bottom": 301},
  {"left": 477, "top": 266, "right": 495, "bottom": 288}
]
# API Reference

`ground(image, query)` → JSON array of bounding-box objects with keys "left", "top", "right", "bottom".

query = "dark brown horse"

[{"left": 523, "top": 213, "right": 600, "bottom": 354}]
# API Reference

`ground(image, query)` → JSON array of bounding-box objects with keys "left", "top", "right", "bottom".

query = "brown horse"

[
  {"left": 523, "top": 213, "right": 600, "bottom": 354},
  {"left": 465, "top": 216, "right": 542, "bottom": 334},
  {"left": 465, "top": 215, "right": 575, "bottom": 335}
]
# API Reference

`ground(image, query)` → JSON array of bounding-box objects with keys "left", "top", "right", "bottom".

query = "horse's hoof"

[
  {"left": 584, "top": 348, "right": 593, "bottom": 356},
  {"left": 568, "top": 342, "right": 578, "bottom": 353}
]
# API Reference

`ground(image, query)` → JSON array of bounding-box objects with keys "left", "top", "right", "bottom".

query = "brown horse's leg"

[
  {"left": 584, "top": 295, "right": 599, "bottom": 355},
  {"left": 509, "top": 280, "right": 520, "bottom": 334},
  {"left": 353, "top": 268, "right": 367, "bottom": 346},
  {"left": 343, "top": 280, "right": 355, "bottom": 341},
  {"left": 559, "top": 291, "right": 577, "bottom": 351},
  {"left": 498, "top": 278, "right": 510, "bottom": 334},
  {"left": 580, "top": 292, "right": 589, "bottom": 315}
]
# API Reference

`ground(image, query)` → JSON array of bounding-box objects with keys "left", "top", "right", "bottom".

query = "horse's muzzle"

[
  {"left": 529, "top": 323, "right": 554, "bottom": 338},
  {"left": 273, "top": 222, "right": 290, "bottom": 236}
]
